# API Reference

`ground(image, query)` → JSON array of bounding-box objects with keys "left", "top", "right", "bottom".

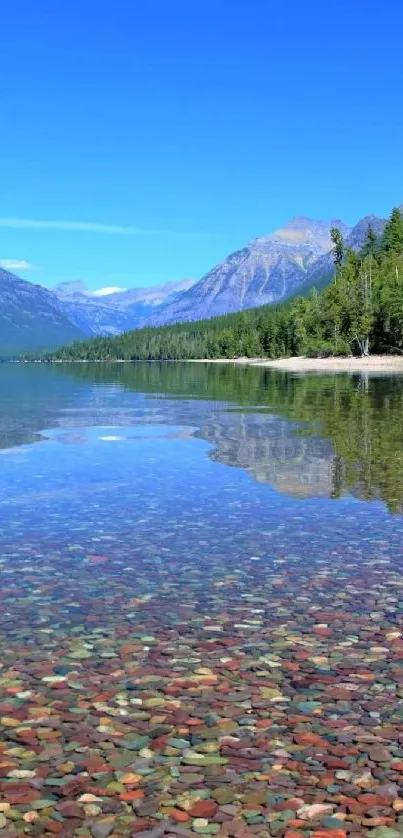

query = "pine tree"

[
  {"left": 43, "top": 206, "right": 403, "bottom": 364},
  {"left": 380, "top": 208, "right": 403, "bottom": 255},
  {"left": 362, "top": 225, "right": 378, "bottom": 259},
  {"left": 330, "top": 227, "right": 345, "bottom": 272}
]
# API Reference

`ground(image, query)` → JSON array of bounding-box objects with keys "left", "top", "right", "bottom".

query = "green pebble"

[
  {"left": 183, "top": 755, "right": 227, "bottom": 766},
  {"left": 322, "top": 816, "right": 347, "bottom": 829},
  {"left": 190, "top": 726, "right": 222, "bottom": 740},
  {"left": 295, "top": 701, "right": 322, "bottom": 712},
  {"left": 211, "top": 788, "right": 234, "bottom": 804},
  {"left": 277, "top": 809, "right": 295, "bottom": 822},
  {"left": 268, "top": 821, "right": 284, "bottom": 836},
  {"left": 109, "top": 751, "right": 138, "bottom": 767},
  {"left": 106, "top": 781, "right": 125, "bottom": 793},
  {"left": 167, "top": 737, "right": 190, "bottom": 749},
  {"left": 8, "top": 808, "right": 24, "bottom": 821},
  {"left": 68, "top": 648, "right": 91, "bottom": 659},
  {"left": 203, "top": 713, "right": 219, "bottom": 725},
  {"left": 120, "top": 736, "right": 149, "bottom": 750},
  {"left": 30, "top": 798, "right": 58, "bottom": 809},
  {"left": 44, "top": 777, "right": 70, "bottom": 786}
]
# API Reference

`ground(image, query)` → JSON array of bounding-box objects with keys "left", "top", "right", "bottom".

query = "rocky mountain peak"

[
  {"left": 54, "top": 280, "right": 90, "bottom": 298},
  {"left": 146, "top": 215, "right": 355, "bottom": 327},
  {"left": 254, "top": 217, "right": 351, "bottom": 254},
  {"left": 0, "top": 206, "right": 395, "bottom": 354}
]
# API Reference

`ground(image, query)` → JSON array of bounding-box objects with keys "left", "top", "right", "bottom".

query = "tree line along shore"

[{"left": 46, "top": 208, "right": 403, "bottom": 364}]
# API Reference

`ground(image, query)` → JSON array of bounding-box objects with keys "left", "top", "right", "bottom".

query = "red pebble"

[
  {"left": 357, "top": 793, "right": 394, "bottom": 806},
  {"left": 46, "top": 821, "right": 65, "bottom": 834},
  {"left": 392, "top": 761, "right": 403, "bottom": 771},
  {"left": 56, "top": 801, "right": 82, "bottom": 818},
  {"left": 294, "top": 733, "right": 328, "bottom": 747},
  {"left": 189, "top": 800, "right": 218, "bottom": 818},
  {"left": 166, "top": 808, "right": 190, "bottom": 822},
  {"left": 130, "top": 819, "right": 155, "bottom": 833},
  {"left": 275, "top": 799, "right": 304, "bottom": 812}
]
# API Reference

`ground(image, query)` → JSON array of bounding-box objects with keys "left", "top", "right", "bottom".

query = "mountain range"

[
  {"left": 0, "top": 268, "right": 84, "bottom": 355},
  {"left": 0, "top": 209, "right": 391, "bottom": 354},
  {"left": 53, "top": 278, "right": 195, "bottom": 337},
  {"left": 147, "top": 217, "right": 352, "bottom": 326}
]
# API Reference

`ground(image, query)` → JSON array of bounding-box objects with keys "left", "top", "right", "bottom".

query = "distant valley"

[{"left": 53, "top": 278, "right": 195, "bottom": 337}]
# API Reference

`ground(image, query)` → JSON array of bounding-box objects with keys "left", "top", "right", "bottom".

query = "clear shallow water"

[{"left": 1, "top": 363, "right": 403, "bottom": 837}]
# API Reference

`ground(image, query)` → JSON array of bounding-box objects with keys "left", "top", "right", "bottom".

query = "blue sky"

[{"left": 1, "top": 0, "right": 402, "bottom": 291}]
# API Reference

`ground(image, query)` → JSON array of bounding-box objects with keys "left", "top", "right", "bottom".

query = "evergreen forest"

[{"left": 48, "top": 208, "right": 403, "bottom": 362}]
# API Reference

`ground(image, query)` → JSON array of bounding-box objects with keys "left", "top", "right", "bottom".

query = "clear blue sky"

[{"left": 1, "top": 0, "right": 402, "bottom": 291}]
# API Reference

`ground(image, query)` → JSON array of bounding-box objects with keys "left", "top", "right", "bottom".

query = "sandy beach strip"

[{"left": 188, "top": 355, "right": 403, "bottom": 373}]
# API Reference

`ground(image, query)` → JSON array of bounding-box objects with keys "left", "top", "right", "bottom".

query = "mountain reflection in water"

[{"left": 1, "top": 361, "right": 403, "bottom": 512}]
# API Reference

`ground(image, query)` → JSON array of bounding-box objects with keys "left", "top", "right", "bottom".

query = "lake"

[{"left": 1, "top": 362, "right": 403, "bottom": 837}]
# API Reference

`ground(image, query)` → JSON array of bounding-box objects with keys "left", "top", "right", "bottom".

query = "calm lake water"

[{"left": 1, "top": 362, "right": 403, "bottom": 837}]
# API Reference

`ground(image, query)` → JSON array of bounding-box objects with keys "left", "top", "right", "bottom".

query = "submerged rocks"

[
  {"left": 368, "top": 746, "right": 392, "bottom": 763},
  {"left": 296, "top": 803, "right": 335, "bottom": 820},
  {"left": 2, "top": 419, "right": 403, "bottom": 836}
]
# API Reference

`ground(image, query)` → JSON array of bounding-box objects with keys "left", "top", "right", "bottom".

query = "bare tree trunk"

[{"left": 355, "top": 335, "right": 369, "bottom": 357}]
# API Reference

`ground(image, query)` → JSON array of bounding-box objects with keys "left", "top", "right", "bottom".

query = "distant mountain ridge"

[
  {"left": 144, "top": 215, "right": 384, "bottom": 327},
  {"left": 53, "top": 278, "right": 195, "bottom": 335},
  {"left": 296, "top": 215, "right": 388, "bottom": 295},
  {"left": 0, "top": 208, "right": 394, "bottom": 355},
  {"left": 53, "top": 212, "right": 385, "bottom": 339},
  {"left": 0, "top": 267, "right": 85, "bottom": 356}
]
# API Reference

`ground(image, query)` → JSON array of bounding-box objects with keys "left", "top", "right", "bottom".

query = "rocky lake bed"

[{"left": 1, "top": 363, "right": 403, "bottom": 838}]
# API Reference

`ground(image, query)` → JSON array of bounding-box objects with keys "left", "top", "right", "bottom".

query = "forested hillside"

[{"left": 49, "top": 209, "right": 403, "bottom": 361}]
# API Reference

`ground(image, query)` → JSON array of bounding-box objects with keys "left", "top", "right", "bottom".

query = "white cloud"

[
  {"left": 92, "top": 286, "right": 127, "bottom": 296},
  {"left": 0, "top": 217, "right": 202, "bottom": 236},
  {"left": 0, "top": 258, "right": 35, "bottom": 270},
  {"left": 0, "top": 217, "right": 157, "bottom": 235}
]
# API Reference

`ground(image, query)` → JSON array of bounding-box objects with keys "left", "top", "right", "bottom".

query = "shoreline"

[
  {"left": 17, "top": 354, "right": 403, "bottom": 373},
  {"left": 187, "top": 355, "right": 403, "bottom": 373}
]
